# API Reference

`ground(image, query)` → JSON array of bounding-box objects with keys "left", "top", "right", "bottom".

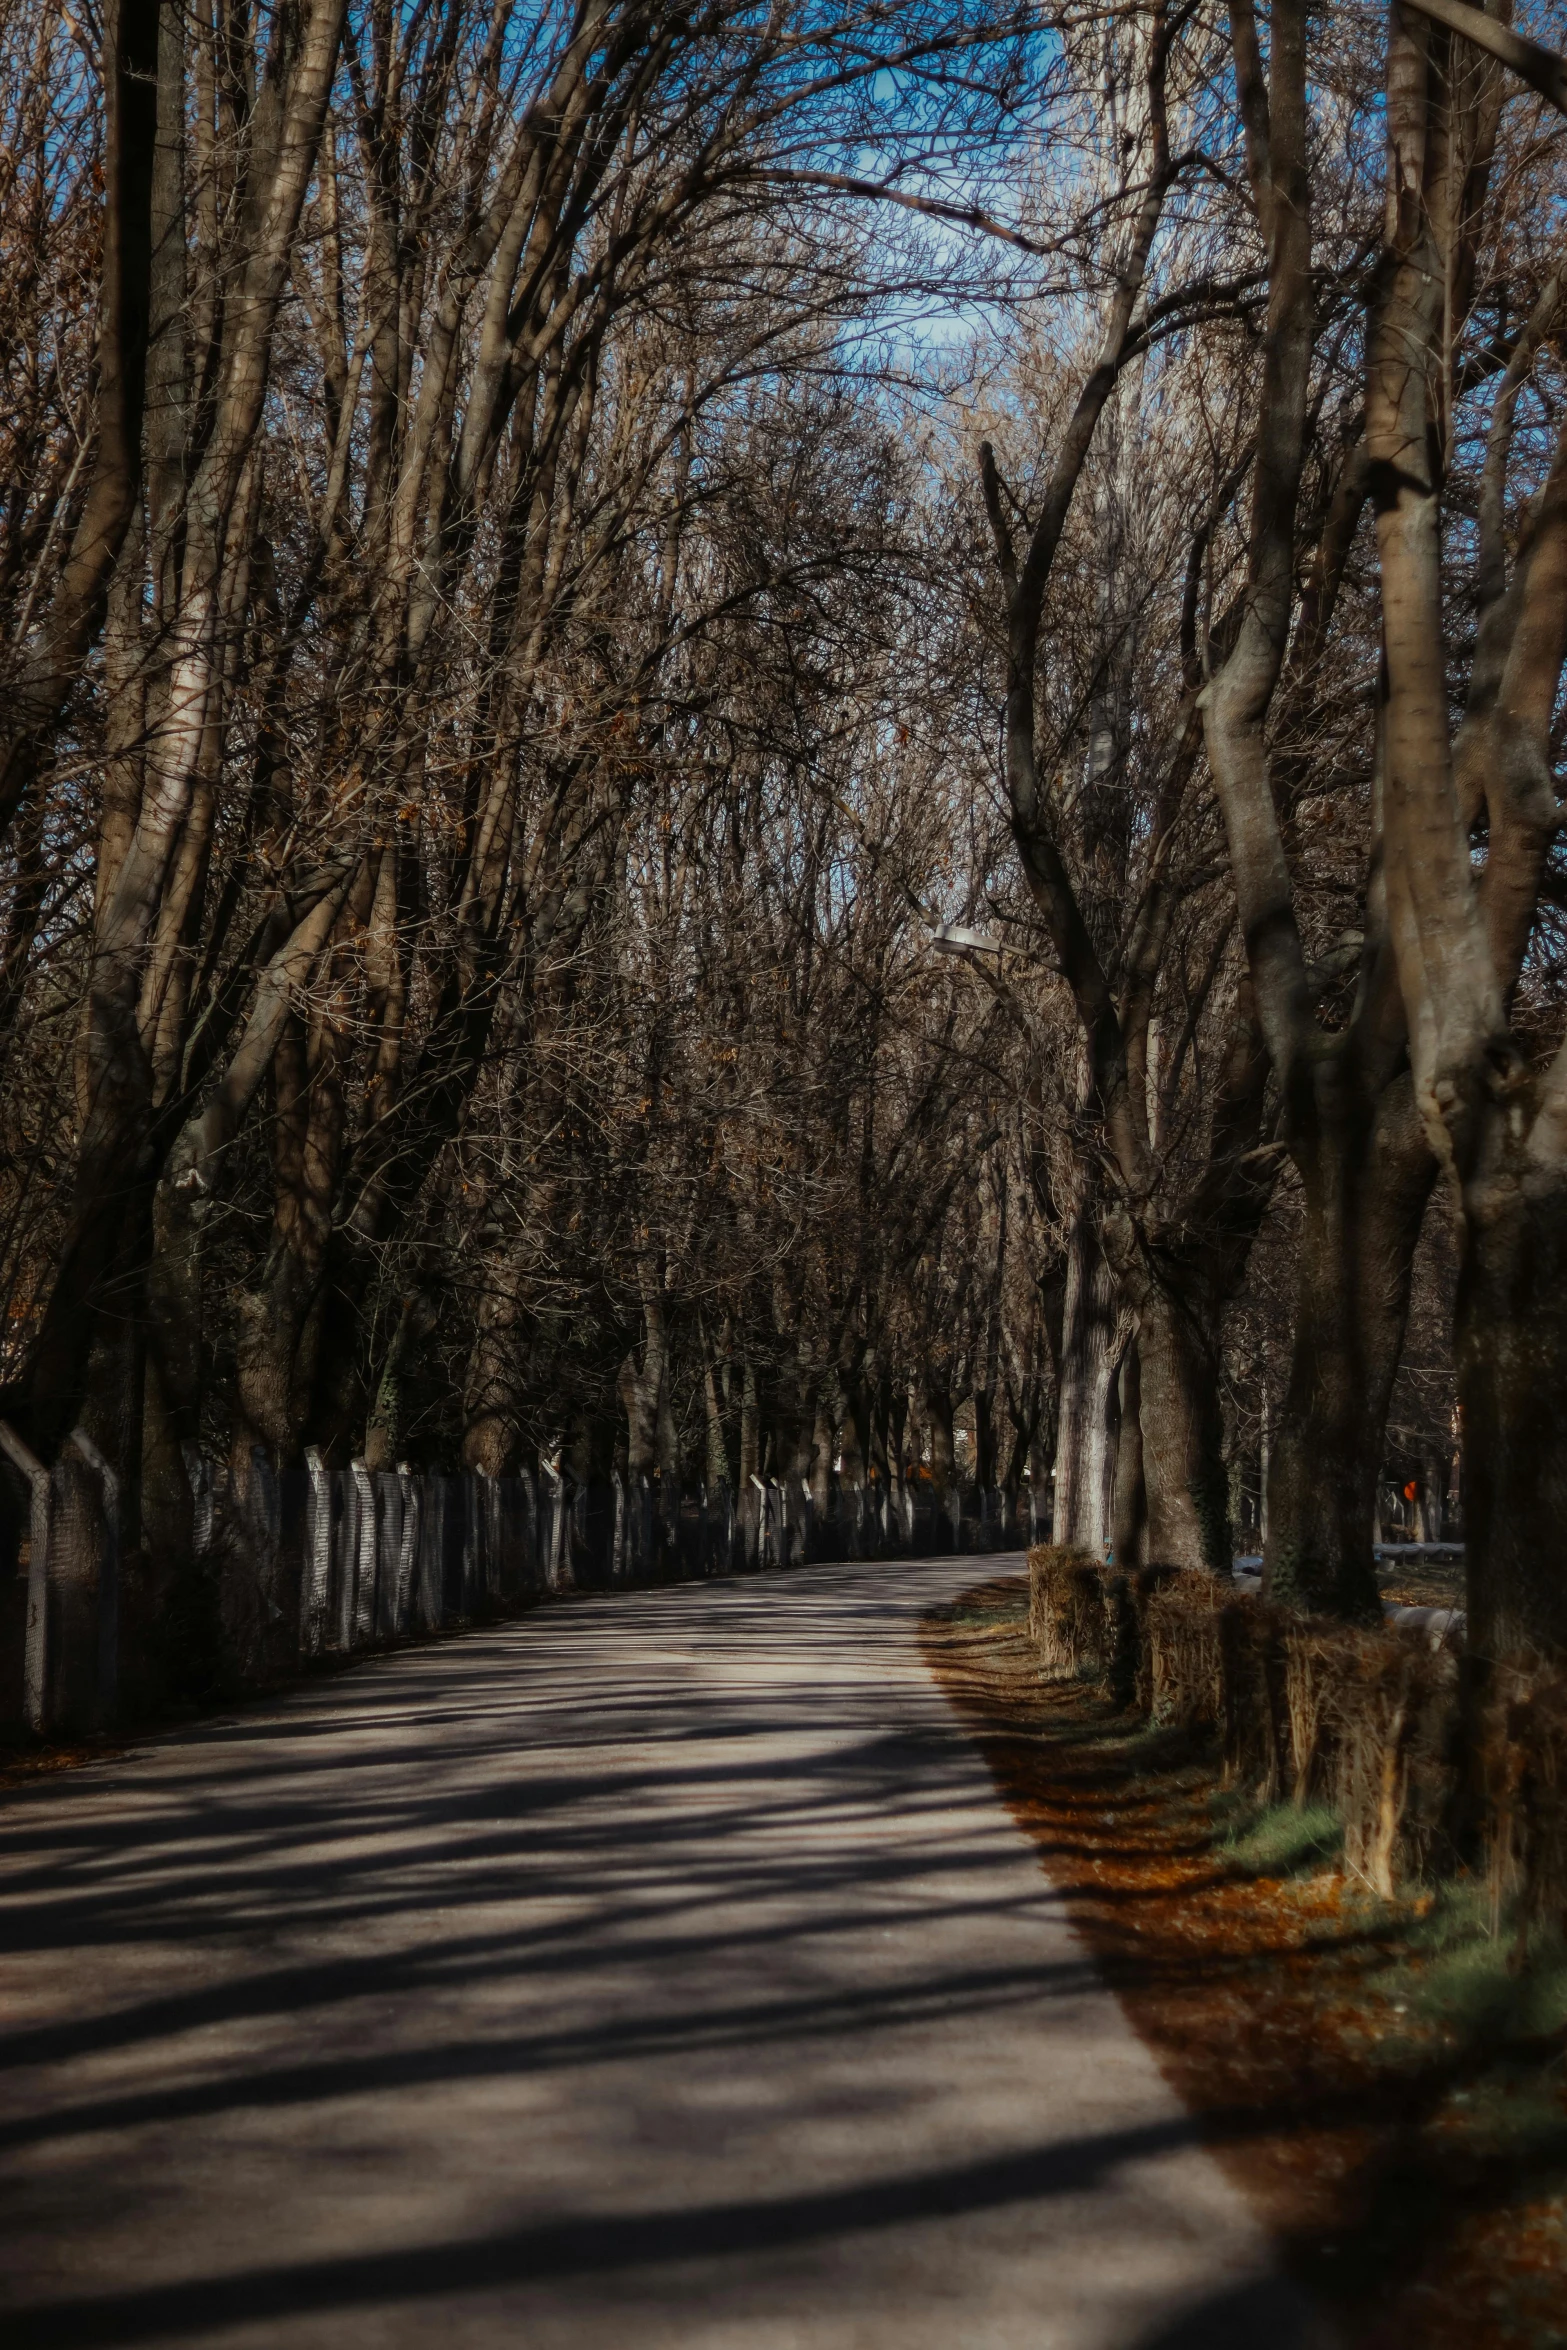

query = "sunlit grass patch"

[
  {"left": 1387, "top": 1881, "right": 1567, "bottom": 2049},
  {"left": 932, "top": 1575, "right": 1028, "bottom": 1634},
  {"left": 1215, "top": 1791, "right": 1345, "bottom": 1879}
]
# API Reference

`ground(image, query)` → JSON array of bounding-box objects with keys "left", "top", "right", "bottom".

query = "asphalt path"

[{"left": 0, "top": 1555, "right": 1330, "bottom": 2349}]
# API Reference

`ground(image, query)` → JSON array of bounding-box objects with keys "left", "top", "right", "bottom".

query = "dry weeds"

[{"left": 924, "top": 1575, "right": 1567, "bottom": 2350}]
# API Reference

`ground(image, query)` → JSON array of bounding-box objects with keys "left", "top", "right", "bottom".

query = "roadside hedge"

[{"left": 1026, "top": 1544, "right": 1567, "bottom": 1931}]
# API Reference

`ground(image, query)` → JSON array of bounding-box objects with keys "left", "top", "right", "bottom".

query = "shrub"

[
  {"left": 1026, "top": 1544, "right": 1104, "bottom": 1677},
  {"left": 1147, "top": 1574, "right": 1226, "bottom": 1728},
  {"left": 1026, "top": 1547, "right": 1474, "bottom": 1898},
  {"left": 1027, "top": 1545, "right": 1179, "bottom": 1704},
  {"left": 1327, "top": 1629, "right": 1461, "bottom": 1898}
]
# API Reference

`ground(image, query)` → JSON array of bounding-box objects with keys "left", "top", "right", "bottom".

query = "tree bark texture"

[
  {"left": 1457, "top": 1148, "right": 1567, "bottom": 1660},
  {"left": 1131, "top": 1275, "right": 1230, "bottom": 1572},
  {"left": 1110, "top": 1339, "right": 1146, "bottom": 1569},
  {"left": 1051, "top": 1215, "right": 1120, "bottom": 1551},
  {"left": 1265, "top": 1077, "right": 1433, "bottom": 1619}
]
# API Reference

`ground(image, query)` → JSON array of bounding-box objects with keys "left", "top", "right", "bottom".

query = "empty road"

[{"left": 0, "top": 1556, "right": 1326, "bottom": 2348}]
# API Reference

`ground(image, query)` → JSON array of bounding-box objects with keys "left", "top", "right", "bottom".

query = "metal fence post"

[
  {"left": 417, "top": 1475, "right": 444, "bottom": 1627},
  {"left": 371, "top": 1473, "right": 397, "bottom": 1638},
  {"left": 461, "top": 1474, "right": 480, "bottom": 1614},
  {"left": 302, "top": 1448, "right": 331, "bottom": 1652},
  {"left": 351, "top": 1460, "right": 376, "bottom": 1644},
  {"left": 392, "top": 1466, "right": 418, "bottom": 1630},
  {"left": 611, "top": 1469, "right": 627, "bottom": 1581},
  {"left": 181, "top": 1441, "right": 214, "bottom": 1560},
  {"left": 540, "top": 1463, "right": 562, "bottom": 1591},
  {"left": 0, "top": 1422, "right": 50, "bottom": 1734},
  {"left": 517, "top": 1465, "right": 537, "bottom": 1591},
  {"left": 486, "top": 1472, "right": 505, "bottom": 1603},
  {"left": 331, "top": 1470, "right": 355, "bottom": 1648},
  {"left": 67, "top": 1430, "right": 119, "bottom": 1722}
]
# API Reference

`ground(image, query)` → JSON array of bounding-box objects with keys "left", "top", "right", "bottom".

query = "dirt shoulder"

[{"left": 922, "top": 1574, "right": 1567, "bottom": 2350}]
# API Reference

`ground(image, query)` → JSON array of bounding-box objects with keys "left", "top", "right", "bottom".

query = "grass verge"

[{"left": 922, "top": 1573, "right": 1567, "bottom": 2350}]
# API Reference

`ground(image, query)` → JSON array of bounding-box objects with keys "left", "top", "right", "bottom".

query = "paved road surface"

[{"left": 0, "top": 1557, "right": 1328, "bottom": 2349}]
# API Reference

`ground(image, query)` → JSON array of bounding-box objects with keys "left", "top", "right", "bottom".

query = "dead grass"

[
  {"left": 0, "top": 1737, "right": 126, "bottom": 1790},
  {"left": 1376, "top": 1558, "right": 1466, "bottom": 1611},
  {"left": 923, "top": 1573, "right": 1567, "bottom": 2350}
]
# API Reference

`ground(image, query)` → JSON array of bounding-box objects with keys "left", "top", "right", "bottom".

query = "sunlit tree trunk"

[{"left": 1051, "top": 1216, "right": 1119, "bottom": 1550}]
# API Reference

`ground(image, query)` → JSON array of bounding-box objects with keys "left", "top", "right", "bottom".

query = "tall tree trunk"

[
  {"left": 739, "top": 1358, "right": 760, "bottom": 1487},
  {"left": 1051, "top": 1215, "right": 1119, "bottom": 1550},
  {"left": 0, "top": 0, "right": 162, "bottom": 841},
  {"left": 809, "top": 1387, "right": 835, "bottom": 1513},
  {"left": 1126, "top": 1269, "right": 1229, "bottom": 1570},
  {"left": 1266, "top": 1076, "right": 1433, "bottom": 1618},
  {"left": 625, "top": 1266, "right": 667, "bottom": 1482},
  {"left": 973, "top": 1385, "right": 998, "bottom": 1491},
  {"left": 701, "top": 1319, "right": 732, "bottom": 1490},
  {"left": 1457, "top": 1132, "right": 1567, "bottom": 1659},
  {"left": 1365, "top": 12, "right": 1567, "bottom": 1659},
  {"left": 1110, "top": 1338, "right": 1146, "bottom": 1568},
  {"left": 462, "top": 1251, "right": 528, "bottom": 1475},
  {"left": 364, "top": 1294, "right": 435, "bottom": 1471},
  {"left": 923, "top": 1380, "right": 955, "bottom": 1499},
  {"left": 232, "top": 1002, "right": 345, "bottom": 1468},
  {"left": 888, "top": 1387, "right": 908, "bottom": 1498},
  {"left": 20, "top": 0, "right": 347, "bottom": 1463},
  {"left": 836, "top": 1377, "right": 867, "bottom": 1490}
]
